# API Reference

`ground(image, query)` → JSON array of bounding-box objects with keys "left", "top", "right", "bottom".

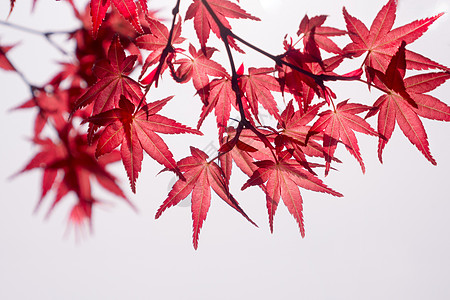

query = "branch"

[
  {"left": 231, "top": 32, "right": 361, "bottom": 84},
  {"left": 0, "top": 46, "right": 38, "bottom": 96},
  {"left": 0, "top": 20, "right": 72, "bottom": 55},
  {"left": 201, "top": 0, "right": 277, "bottom": 160},
  {"left": 137, "top": 0, "right": 182, "bottom": 111}
]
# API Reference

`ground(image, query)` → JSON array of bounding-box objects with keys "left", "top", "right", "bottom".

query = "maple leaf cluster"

[{"left": 3, "top": 0, "right": 449, "bottom": 248}]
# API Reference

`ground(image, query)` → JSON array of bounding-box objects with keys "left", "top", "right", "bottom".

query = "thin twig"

[
  {"left": 357, "top": 79, "right": 389, "bottom": 94},
  {"left": 0, "top": 20, "right": 71, "bottom": 55},
  {"left": 201, "top": 0, "right": 277, "bottom": 161},
  {"left": 230, "top": 32, "right": 360, "bottom": 83},
  {"left": 137, "top": 0, "right": 181, "bottom": 111},
  {"left": 0, "top": 47, "right": 38, "bottom": 96}
]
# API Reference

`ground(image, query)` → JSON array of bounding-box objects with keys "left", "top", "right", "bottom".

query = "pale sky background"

[{"left": 1, "top": 0, "right": 450, "bottom": 299}]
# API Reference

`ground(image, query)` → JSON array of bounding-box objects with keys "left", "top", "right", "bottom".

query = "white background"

[{"left": 1, "top": 0, "right": 450, "bottom": 299}]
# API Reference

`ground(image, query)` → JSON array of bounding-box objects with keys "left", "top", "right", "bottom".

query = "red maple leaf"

[
  {"left": 90, "top": 0, "right": 144, "bottom": 39},
  {"left": 278, "top": 43, "right": 347, "bottom": 108},
  {"left": 135, "top": 16, "right": 185, "bottom": 81},
  {"left": 297, "top": 14, "right": 346, "bottom": 55},
  {"left": 83, "top": 96, "right": 202, "bottom": 192},
  {"left": 73, "top": 36, "right": 143, "bottom": 116},
  {"left": 13, "top": 88, "right": 70, "bottom": 137},
  {"left": 16, "top": 125, "right": 129, "bottom": 228},
  {"left": 240, "top": 67, "right": 281, "bottom": 123},
  {"left": 155, "top": 146, "right": 256, "bottom": 249},
  {"left": 343, "top": 0, "right": 447, "bottom": 72},
  {"left": 197, "top": 76, "right": 233, "bottom": 138},
  {"left": 366, "top": 42, "right": 450, "bottom": 164},
  {"left": 8, "top": 0, "right": 16, "bottom": 17},
  {"left": 65, "top": 2, "right": 153, "bottom": 87},
  {"left": 172, "top": 44, "right": 228, "bottom": 104},
  {"left": 0, "top": 43, "right": 16, "bottom": 71},
  {"left": 219, "top": 127, "right": 274, "bottom": 183},
  {"left": 185, "top": 0, "right": 260, "bottom": 52},
  {"left": 276, "top": 100, "right": 337, "bottom": 172},
  {"left": 242, "top": 151, "right": 342, "bottom": 235},
  {"left": 308, "top": 100, "right": 379, "bottom": 175}
]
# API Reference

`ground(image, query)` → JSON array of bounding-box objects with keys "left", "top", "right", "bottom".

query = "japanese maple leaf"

[
  {"left": 366, "top": 43, "right": 450, "bottom": 164},
  {"left": 90, "top": 0, "right": 144, "bottom": 39},
  {"left": 135, "top": 16, "right": 185, "bottom": 80},
  {"left": 297, "top": 14, "right": 346, "bottom": 55},
  {"left": 198, "top": 76, "right": 252, "bottom": 138},
  {"left": 242, "top": 151, "right": 342, "bottom": 235},
  {"left": 185, "top": 0, "right": 260, "bottom": 52},
  {"left": 66, "top": 3, "right": 152, "bottom": 87},
  {"left": 276, "top": 100, "right": 337, "bottom": 172},
  {"left": 155, "top": 147, "right": 256, "bottom": 249},
  {"left": 219, "top": 127, "right": 274, "bottom": 183},
  {"left": 73, "top": 36, "right": 143, "bottom": 116},
  {"left": 8, "top": 0, "right": 16, "bottom": 17},
  {"left": 240, "top": 67, "right": 281, "bottom": 123},
  {"left": 278, "top": 100, "right": 324, "bottom": 151},
  {"left": 278, "top": 42, "right": 352, "bottom": 108},
  {"left": 308, "top": 100, "right": 379, "bottom": 175},
  {"left": 13, "top": 88, "right": 70, "bottom": 137},
  {"left": 343, "top": 0, "right": 447, "bottom": 72},
  {"left": 83, "top": 96, "right": 202, "bottom": 193},
  {"left": 0, "top": 43, "right": 16, "bottom": 71},
  {"left": 16, "top": 125, "right": 129, "bottom": 227},
  {"left": 172, "top": 44, "right": 228, "bottom": 104}
]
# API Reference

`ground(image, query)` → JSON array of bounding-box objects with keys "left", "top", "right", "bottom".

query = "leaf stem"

[{"left": 357, "top": 78, "right": 389, "bottom": 94}]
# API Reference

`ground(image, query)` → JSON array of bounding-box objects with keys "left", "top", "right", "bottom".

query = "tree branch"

[
  {"left": 137, "top": 0, "right": 182, "bottom": 111},
  {"left": 0, "top": 20, "right": 71, "bottom": 55},
  {"left": 201, "top": 0, "right": 277, "bottom": 160}
]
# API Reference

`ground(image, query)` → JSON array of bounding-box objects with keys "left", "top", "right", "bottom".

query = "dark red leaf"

[
  {"left": 156, "top": 147, "right": 256, "bottom": 249},
  {"left": 0, "top": 43, "right": 16, "bottom": 71},
  {"left": 367, "top": 44, "right": 450, "bottom": 164},
  {"left": 72, "top": 36, "right": 143, "bottom": 116},
  {"left": 84, "top": 96, "right": 202, "bottom": 192},
  {"left": 242, "top": 153, "right": 342, "bottom": 234},
  {"left": 90, "top": 0, "right": 144, "bottom": 39},
  {"left": 343, "top": 0, "right": 447, "bottom": 72},
  {"left": 185, "top": 0, "right": 260, "bottom": 52},
  {"left": 172, "top": 45, "right": 228, "bottom": 104},
  {"left": 309, "top": 100, "right": 378, "bottom": 175}
]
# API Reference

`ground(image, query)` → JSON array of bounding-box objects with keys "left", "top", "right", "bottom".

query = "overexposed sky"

[{"left": 1, "top": 0, "right": 450, "bottom": 299}]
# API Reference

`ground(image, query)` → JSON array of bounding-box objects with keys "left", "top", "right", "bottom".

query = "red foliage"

[
  {"left": 366, "top": 42, "right": 450, "bottom": 164},
  {"left": 4, "top": 0, "right": 450, "bottom": 249},
  {"left": 83, "top": 95, "right": 201, "bottom": 192},
  {"left": 156, "top": 146, "right": 255, "bottom": 249},
  {"left": 16, "top": 124, "right": 130, "bottom": 226},
  {"left": 242, "top": 150, "right": 342, "bottom": 235},
  {"left": 90, "top": 0, "right": 144, "bottom": 39},
  {"left": 309, "top": 100, "right": 379, "bottom": 174},
  {"left": 0, "top": 43, "right": 16, "bottom": 71},
  {"left": 343, "top": 0, "right": 447, "bottom": 74},
  {"left": 185, "top": 0, "right": 260, "bottom": 52}
]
